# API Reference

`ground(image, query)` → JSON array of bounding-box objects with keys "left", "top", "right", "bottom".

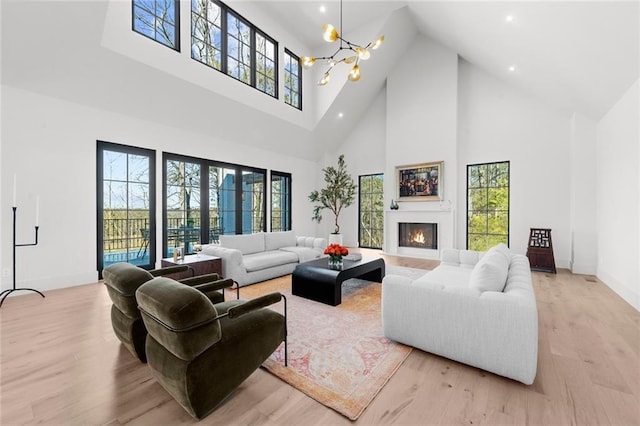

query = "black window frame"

[
  {"left": 270, "top": 171, "right": 292, "bottom": 232},
  {"left": 466, "top": 161, "right": 510, "bottom": 251},
  {"left": 97, "top": 141, "right": 157, "bottom": 278},
  {"left": 191, "top": 0, "right": 278, "bottom": 98},
  {"left": 162, "top": 152, "right": 267, "bottom": 257},
  {"left": 132, "top": 0, "right": 180, "bottom": 51},
  {"left": 284, "top": 48, "right": 302, "bottom": 110},
  {"left": 358, "top": 173, "right": 384, "bottom": 249}
]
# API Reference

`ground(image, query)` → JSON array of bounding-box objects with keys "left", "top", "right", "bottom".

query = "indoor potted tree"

[{"left": 309, "top": 154, "right": 356, "bottom": 244}]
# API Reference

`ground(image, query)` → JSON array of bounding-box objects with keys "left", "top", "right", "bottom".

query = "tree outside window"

[
  {"left": 467, "top": 161, "right": 510, "bottom": 251},
  {"left": 132, "top": 0, "right": 179, "bottom": 50},
  {"left": 359, "top": 174, "right": 384, "bottom": 249}
]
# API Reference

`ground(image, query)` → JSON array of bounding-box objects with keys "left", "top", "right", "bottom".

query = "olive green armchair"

[
  {"left": 103, "top": 262, "right": 235, "bottom": 362},
  {"left": 136, "top": 277, "right": 287, "bottom": 419}
]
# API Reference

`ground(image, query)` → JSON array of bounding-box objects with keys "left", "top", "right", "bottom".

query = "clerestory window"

[
  {"left": 284, "top": 49, "right": 302, "bottom": 109},
  {"left": 132, "top": 0, "right": 180, "bottom": 50},
  {"left": 191, "top": 0, "right": 278, "bottom": 97}
]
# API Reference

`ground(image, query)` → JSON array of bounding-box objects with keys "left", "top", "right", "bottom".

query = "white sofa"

[
  {"left": 202, "top": 231, "right": 327, "bottom": 287},
  {"left": 382, "top": 244, "right": 538, "bottom": 384}
]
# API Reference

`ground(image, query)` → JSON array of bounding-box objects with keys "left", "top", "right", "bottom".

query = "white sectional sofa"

[
  {"left": 202, "top": 231, "right": 327, "bottom": 286},
  {"left": 382, "top": 244, "right": 538, "bottom": 384}
]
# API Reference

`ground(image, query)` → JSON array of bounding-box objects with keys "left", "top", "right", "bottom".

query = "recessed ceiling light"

[
  {"left": 338, "top": 112, "right": 344, "bottom": 118},
  {"left": 319, "top": 5, "right": 326, "bottom": 13},
  {"left": 505, "top": 15, "right": 514, "bottom": 23},
  {"left": 508, "top": 65, "right": 516, "bottom": 72}
]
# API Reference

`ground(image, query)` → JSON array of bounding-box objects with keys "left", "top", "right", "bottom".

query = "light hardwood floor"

[{"left": 1, "top": 251, "right": 639, "bottom": 425}]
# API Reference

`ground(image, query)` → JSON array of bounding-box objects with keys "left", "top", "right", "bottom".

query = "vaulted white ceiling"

[
  {"left": 2, "top": 1, "right": 638, "bottom": 161},
  {"left": 261, "top": 0, "right": 639, "bottom": 120}
]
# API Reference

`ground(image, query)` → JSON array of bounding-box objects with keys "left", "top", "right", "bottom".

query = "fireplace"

[{"left": 398, "top": 222, "right": 438, "bottom": 250}]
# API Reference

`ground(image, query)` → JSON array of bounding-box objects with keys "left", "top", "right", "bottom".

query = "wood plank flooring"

[{"left": 1, "top": 250, "right": 639, "bottom": 425}]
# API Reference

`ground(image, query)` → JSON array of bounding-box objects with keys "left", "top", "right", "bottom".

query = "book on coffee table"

[{"left": 343, "top": 253, "right": 362, "bottom": 261}]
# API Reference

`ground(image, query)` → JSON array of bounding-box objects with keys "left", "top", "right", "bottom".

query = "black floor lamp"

[{"left": 0, "top": 206, "right": 44, "bottom": 308}]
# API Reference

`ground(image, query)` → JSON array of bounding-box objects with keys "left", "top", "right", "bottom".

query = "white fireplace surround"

[{"left": 385, "top": 206, "right": 455, "bottom": 259}]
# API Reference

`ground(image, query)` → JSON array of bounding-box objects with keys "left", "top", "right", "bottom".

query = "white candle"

[
  {"left": 35, "top": 195, "right": 40, "bottom": 226},
  {"left": 12, "top": 174, "right": 17, "bottom": 207}
]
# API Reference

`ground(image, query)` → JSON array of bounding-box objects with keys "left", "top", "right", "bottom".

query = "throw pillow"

[
  {"left": 488, "top": 243, "right": 511, "bottom": 263},
  {"left": 469, "top": 251, "right": 509, "bottom": 292}
]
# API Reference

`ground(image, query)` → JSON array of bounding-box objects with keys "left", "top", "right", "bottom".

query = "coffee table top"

[{"left": 297, "top": 256, "right": 384, "bottom": 275}]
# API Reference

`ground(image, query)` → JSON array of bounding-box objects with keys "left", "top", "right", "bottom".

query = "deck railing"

[{"left": 103, "top": 213, "right": 222, "bottom": 255}]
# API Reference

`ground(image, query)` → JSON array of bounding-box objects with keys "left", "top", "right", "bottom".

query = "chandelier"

[{"left": 300, "top": 0, "right": 384, "bottom": 86}]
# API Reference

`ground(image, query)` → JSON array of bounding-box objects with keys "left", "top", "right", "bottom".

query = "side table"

[{"left": 161, "top": 254, "right": 222, "bottom": 280}]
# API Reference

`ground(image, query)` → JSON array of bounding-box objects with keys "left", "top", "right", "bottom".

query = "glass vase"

[{"left": 328, "top": 256, "right": 343, "bottom": 270}]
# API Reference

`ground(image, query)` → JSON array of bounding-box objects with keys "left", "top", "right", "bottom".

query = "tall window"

[
  {"left": 132, "top": 0, "right": 179, "bottom": 50},
  {"left": 284, "top": 49, "right": 302, "bottom": 109},
  {"left": 271, "top": 172, "right": 291, "bottom": 232},
  {"left": 191, "top": 0, "right": 278, "bottom": 97},
  {"left": 359, "top": 174, "right": 384, "bottom": 249},
  {"left": 165, "top": 159, "right": 201, "bottom": 257},
  {"left": 163, "top": 153, "right": 266, "bottom": 256},
  {"left": 97, "top": 141, "right": 156, "bottom": 277},
  {"left": 467, "top": 161, "right": 510, "bottom": 251}
]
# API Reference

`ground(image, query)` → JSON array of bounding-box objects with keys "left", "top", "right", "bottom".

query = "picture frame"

[{"left": 396, "top": 161, "right": 444, "bottom": 201}]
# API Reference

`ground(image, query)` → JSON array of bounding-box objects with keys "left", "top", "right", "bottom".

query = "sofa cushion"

[
  {"left": 264, "top": 231, "right": 296, "bottom": 251},
  {"left": 219, "top": 233, "right": 265, "bottom": 255},
  {"left": 459, "top": 250, "right": 481, "bottom": 268},
  {"left": 415, "top": 265, "right": 472, "bottom": 288},
  {"left": 440, "top": 249, "right": 460, "bottom": 266},
  {"left": 279, "top": 246, "right": 322, "bottom": 263},
  {"left": 243, "top": 250, "right": 299, "bottom": 272},
  {"left": 468, "top": 251, "right": 509, "bottom": 292}
]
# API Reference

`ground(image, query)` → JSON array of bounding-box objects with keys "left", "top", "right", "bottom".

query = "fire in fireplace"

[{"left": 398, "top": 222, "right": 438, "bottom": 249}]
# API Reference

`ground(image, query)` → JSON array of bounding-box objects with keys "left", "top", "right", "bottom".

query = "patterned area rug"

[{"left": 236, "top": 266, "right": 426, "bottom": 421}]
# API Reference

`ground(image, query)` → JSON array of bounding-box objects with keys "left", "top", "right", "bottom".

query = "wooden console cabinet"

[
  {"left": 526, "top": 228, "right": 556, "bottom": 273},
  {"left": 161, "top": 254, "right": 222, "bottom": 280}
]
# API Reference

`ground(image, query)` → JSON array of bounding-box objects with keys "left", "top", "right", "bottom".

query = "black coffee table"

[{"left": 291, "top": 257, "right": 386, "bottom": 306}]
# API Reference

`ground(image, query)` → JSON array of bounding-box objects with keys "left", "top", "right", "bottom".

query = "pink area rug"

[{"left": 237, "top": 275, "right": 413, "bottom": 420}]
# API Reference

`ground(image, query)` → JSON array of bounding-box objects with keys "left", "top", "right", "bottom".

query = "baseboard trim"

[{"left": 597, "top": 269, "right": 640, "bottom": 312}]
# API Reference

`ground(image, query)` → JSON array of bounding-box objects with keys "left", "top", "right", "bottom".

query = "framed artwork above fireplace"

[{"left": 396, "top": 161, "right": 443, "bottom": 201}]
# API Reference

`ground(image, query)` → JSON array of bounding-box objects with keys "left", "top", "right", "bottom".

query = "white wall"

[
  {"left": 385, "top": 35, "right": 458, "bottom": 257},
  {"left": 569, "top": 113, "right": 598, "bottom": 274},
  {"left": 596, "top": 79, "right": 640, "bottom": 311},
  {"left": 457, "top": 59, "right": 572, "bottom": 264},
  {"left": 330, "top": 88, "right": 387, "bottom": 247},
  {"left": 0, "top": 86, "right": 318, "bottom": 293}
]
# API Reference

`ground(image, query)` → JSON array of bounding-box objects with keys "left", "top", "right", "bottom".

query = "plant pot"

[{"left": 328, "top": 233, "right": 343, "bottom": 245}]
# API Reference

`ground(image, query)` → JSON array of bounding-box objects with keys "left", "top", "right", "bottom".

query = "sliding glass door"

[
  {"left": 163, "top": 153, "right": 266, "bottom": 256},
  {"left": 97, "top": 141, "right": 155, "bottom": 276}
]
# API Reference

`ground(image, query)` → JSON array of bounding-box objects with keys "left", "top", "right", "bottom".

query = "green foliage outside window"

[
  {"left": 467, "top": 162, "right": 510, "bottom": 251},
  {"left": 359, "top": 174, "right": 384, "bottom": 249}
]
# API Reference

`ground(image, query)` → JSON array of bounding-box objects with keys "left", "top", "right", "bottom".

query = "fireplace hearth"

[{"left": 398, "top": 222, "right": 437, "bottom": 250}]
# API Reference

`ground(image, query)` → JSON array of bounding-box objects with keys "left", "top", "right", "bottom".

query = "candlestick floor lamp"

[{"left": 0, "top": 206, "right": 44, "bottom": 308}]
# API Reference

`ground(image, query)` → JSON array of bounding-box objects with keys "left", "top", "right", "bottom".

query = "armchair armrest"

[
  {"left": 193, "top": 278, "right": 234, "bottom": 294},
  {"left": 227, "top": 292, "right": 284, "bottom": 319},
  {"left": 225, "top": 292, "right": 287, "bottom": 366},
  {"left": 179, "top": 273, "right": 220, "bottom": 286},
  {"left": 149, "top": 265, "right": 189, "bottom": 277}
]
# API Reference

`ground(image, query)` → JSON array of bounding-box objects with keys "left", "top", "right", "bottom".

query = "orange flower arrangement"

[{"left": 324, "top": 243, "right": 348, "bottom": 261}]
